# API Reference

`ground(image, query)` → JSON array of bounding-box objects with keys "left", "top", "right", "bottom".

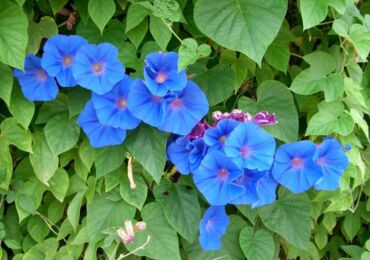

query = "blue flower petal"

[
  {"left": 167, "top": 136, "right": 192, "bottom": 174},
  {"left": 127, "top": 79, "right": 165, "bottom": 127},
  {"left": 158, "top": 81, "right": 209, "bottom": 135},
  {"left": 199, "top": 206, "right": 229, "bottom": 251},
  {"left": 92, "top": 75, "right": 141, "bottom": 129},
  {"left": 272, "top": 140, "right": 323, "bottom": 193},
  {"left": 252, "top": 171, "right": 278, "bottom": 208},
  {"left": 204, "top": 119, "right": 239, "bottom": 151},
  {"left": 77, "top": 100, "right": 126, "bottom": 148},
  {"left": 224, "top": 122, "right": 276, "bottom": 171},
  {"left": 14, "top": 55, "right": 58, "bottom": 101}
]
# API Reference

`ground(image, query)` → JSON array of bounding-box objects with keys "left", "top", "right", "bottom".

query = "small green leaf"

[
  {"left": 153, "top": 179, "right": 201, "bottom": 242},
  {"left": 67, "top": 191, "right": 84, "bottom": 231},
  {"left": 126, "top": 3, "right": 151, "bottom": 32},
  {"left": 9, "top": 85, "right": 35, "bottom": 129},
  {"left": 44, "top": 113, "right": 80, "bottom": 156},
  {"left": 127, "top": 19, "right": 148, "bottom": 49},
  {"left": 306, "top": 101, "right": 355, "bottom": 136},
  {"left": 0, "top": 140, "right": 13, "bottom": 191},
  {"left": 125, "top": 202, "right": 181, "bottom": 260},
  {"left": 258, "top": 188, "right": 312, "bottom": 249},
  {"left": 29, "top": 133, "right": 59, "bottom": 185},
  {"left": 239, "top": 227, "right": 274, "bottom": 260},
  {"left": 0, "top": 0, "right": 28, "bottom": 69},
  {"left": 0, "top": 63, "right": 13, "bottom": 105},
  {"left": 193, "top": 64, "right": 235, "bottom": 105},
  {"left": 239, "top": 80, "right": 298, "bottom": 142},
  {"left": 95, "top": 145, "right": 125, "bottom": 179},
  {"left": 88, "top": 0, "right": 116, "bottom": 33},
  {"left": 87, "top": 192, "right": 136, "bottom": 243},
  {"left": 152, "top": 0, "right": 182, "bottom": 22},
  {"left": 178, "top": 38, "right": 199, "bottom": 71},
  {"left": 27, "top": 16, "right": 58, "bottom": 54},
  {"left": 27, "top": 215, "right": 50, "bottom": 243},
  {"left": 343, "top": 212, "right": 361, "bottom": 241},
  {"left": 125, "top": 124, "right": 169, "bottom": 183},
  {"left": 149, "top": 15, "right": 172, "bottom": 51},
  {"left": 1, "top": 117, "right": 32, "bottom": 152},
  {"left": 48, "top": 168, "right": 69, "bottom": 202}
]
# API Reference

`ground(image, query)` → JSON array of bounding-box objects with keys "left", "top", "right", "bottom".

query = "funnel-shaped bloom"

[
  {"left": 314, "top": 138, "right": 349, "bottom": 190},
  {"left": 203, "top": 119, "right": 239, "bottom": 151},
  {"left": 193, "top": 151, "right": 244, "bottom": 205},
  {"left": 143, "top": 52, "right": 187, "bottom": 96},
  {"left": 14, "top": 55, "right": 58, "bottom": 101},
  {"left": 77, "top": 100, "right": 126, "bottom": 148},
  {"left": 73, "top": 43, "right": 125, "bottom": 94},
  {"left": 224, "top": 122, "right": 276, "bottom": 171},
  {"left": 41, "top": 35, "right": 88, "bottom": 87},
  {"left": 92, "top": 76, "right": 141, "bottom": 129},
  {"left": 199, "top": 206, "right": 229, "bottom": 251},
  {"left": 272, "top": 140, "right": 323, "bottom": 193},
  {"left": 158, "top": 81, "right": 209, "bottom": 135}
]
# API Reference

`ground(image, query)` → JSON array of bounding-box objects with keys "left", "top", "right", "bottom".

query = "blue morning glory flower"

[
  {"left": 13, "top": 54, "right": 58, "bottom": 101},
  {"left": 272, "top": 140, "right": 323, "bottom": 193},
  {"left": 127, "top": 79, "right": 165, "bottom": 127},
  {"left": 77, "top": 100, "right": 126, "bottom": 148},
  {"left": 143, "top": 52, "right": 187, "bottom": 96},
  {"left": 252, "top": 171, "right": 278, "bottom": 208},
  {"left": 230, "top": 170, "right": 264, "bottom": 205},
  {"left": 313, "top": 138, "right": 349, "bottom": 190},
  {"left": 73, "top": 43, "right": 125, "bottom": 95},
  {"left": 167, "top": 137, "right": 208, "bottom": 174},
  {"left": 224, "top": 122, "right": 276, "bottom": 171},
  {"left": 41, "top": 35, "right": 88, "bottom": 87},
  {"left": 193, "top": 151, "right": 244, "bottom": 206},
  {"left": 203, "top": 119, "right": 239, "bottom": 151},
  {"left": 158, "top": 81, "right": 209, "bottom": 135},
  {"left": 199, "top": 206, "right": 229, "bottom": 251},
  {"left": 92, "top": 75, "right": 141, "bottom": 130}
]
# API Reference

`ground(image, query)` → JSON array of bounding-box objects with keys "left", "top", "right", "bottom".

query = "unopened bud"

[
  {"left": 117, "top": 227, "right": 134, "bottom": 244},
  {"left": 134, "top": 221, "right": 147, "bottom": 232}
]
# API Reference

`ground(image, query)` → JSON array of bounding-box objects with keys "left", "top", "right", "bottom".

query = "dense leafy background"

[{"left": 0, "top": 0, "right": 369, "bottom": 259}]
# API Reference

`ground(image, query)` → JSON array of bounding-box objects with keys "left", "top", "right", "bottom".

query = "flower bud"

[{"left": 134, "top": 221, "right": 147, "bottom": 232}]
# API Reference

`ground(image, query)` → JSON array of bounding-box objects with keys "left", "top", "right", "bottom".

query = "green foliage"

[{"left": 0, "top": 0, "right": 369, "bottom": 259}]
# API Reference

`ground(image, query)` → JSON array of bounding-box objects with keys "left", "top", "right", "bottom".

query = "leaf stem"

[
  {"left": 117, "top": 235, "right": 151, "bottom": 259},
  {"left": 160, "top": 18, "right": 182, "bottom": 43},
  {"left": 290, "top": 52, "right": 304, "bottom": 59}
]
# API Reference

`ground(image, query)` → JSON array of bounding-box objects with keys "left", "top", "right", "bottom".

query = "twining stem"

[
  {"left": 116, "top": 235, "right": 151, "bottom": 259},
  {"left": 160, "top": 18, "right": 182, "bottom": 43}
]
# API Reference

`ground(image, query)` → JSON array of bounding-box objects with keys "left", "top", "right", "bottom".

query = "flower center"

[
  {"left": 151, "top": 95, "right": 162, "bottom": 103},
  {"left": 116, "top": 98, "right": 127, "bottom": 109},
  {"left": 240, "top": 146, "right": 251, "bottom": 158},
  {"left": 62, "top": 55, "right": 73, "bottom": 66},
  {"left": 317, "top": 157, "right": 326, "bottom": 166},
  {"left": 205, "top": 220, "right": 214, "bottom": 232},
  {"left": 292, "top": 157, "right": 303, "bottom": 169},
  {"left": 92, "top": 63, "right": 104, "bottom": 74},
  {"left": 219, "top": 135, "right": 227, "bottom": 145},
  {"left": 155, "top": 72, "right": 167, "bottom": 83},
  {"left": 170, "top": 98, "right": 183, "bottom": 109},
  {"left": 37, "top": 70, "right": 47, "bottom": 81},
  {"left": 217, "top": 168, "right": 229, "bottom": 181}
]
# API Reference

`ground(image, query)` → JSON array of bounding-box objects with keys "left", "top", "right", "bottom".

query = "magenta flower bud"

[
  {"left": 252, "top": 111, "right": 278, "bottom": 126},
  {"left": 187, "top": 121, "right": 210, "bottom": 139},
  {"left": 117, "top": 227, "right": 135, "bottom": 244}
]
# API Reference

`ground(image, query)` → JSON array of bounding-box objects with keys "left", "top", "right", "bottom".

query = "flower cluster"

[
  {"left": 13, "top": 35, "right": 209, "bottom": 148},
  {"left": 167, "top": 116, "right": 349, "bottom": 251}
]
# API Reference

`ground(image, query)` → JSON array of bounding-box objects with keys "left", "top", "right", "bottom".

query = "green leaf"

[
  {"left": 258, "top": 188, "right": 312, "bottom": 249},
  {"left": 183, "top": 215, "right": 246, "bottom": 259},
  {"left": 152, "top": 0, "right": 182, "bottom": 22},
  {"left": 306, "top": 101, "right": 355, "bottom": 136},
  {"left": 343, "top": 212, "right": 361, "bottom": 241},
  {"left": 9, "top": 85, "right": 35, "bottom": 129},
  {"left": 149, "top": 15, "right": 172, "bottom": 51},
  {"left": 76, "top": 19, "right": 126, "bottom": 49},
  {"left": 194, "top": 0, "right": 287, "bottom": 64},
  {"left": 49, "top": 0, "right": 68, "bottom": 14},
  {"left": 0, "top": 63, "right": 13, "bottom": 105},
  {"left": 193, "top": 64, "right": 235, "bottom": 105},
  {"left": 239, "top": 227, "right": 274, "bottom": 260},
  {"left": 0, "top": 0, "right": 28, "bottom": 69},
  {"left": 120, "top": 165, "right": 148, "bottom": 210},
  {"left": 127, "top": 18, "right": 148, "bottom": 49},
  {"left": 67, "top": 191, "right": 84, "bottom": 231},
  {"left": 237, "top": 205, "right": 258, "bottom": 225},
  {"left": 35, "top": 94, "right": 68, "bottom": 124},
  {"left": 29, "top": 133, "right": 59, "bottom": 185},
  {"left": 1, "top": 117, "right": 32, "bottom": 152},
  {"left": 48, "top": 168, "right": 69, "bottom": 202},
  {"left": 44, "top": 113, "right": 80, "bottom": 156},
  {"left": 87, "top": 192, "right": 136, "bottom": 243},
  {"left": 22, "top": 238, "right": 58, "bottom": 260},
  {"left": 88, "top": 0, "right": 116, "bottom": 33},
  {"left": 126, "top": 3, "right": 151, "bottom": 32},
  {"left": 27, "top": 215, "right": 50, "bottom": 243},
  {"left": 79, "top": 137, "right": 95, "bottom": 170},
  {"left": 300, "top": 0, "right": 355, "bottom": 29},
  {"left": 125, "top": 202, "right": 181, "bottom": 260},
  {"left": 67, "top": 88, "right": 91, "bottom": 118},
  {"left": 27, "top": 16, "right": 58, "bottom": 54},
  {"left": 95, "top": 145, "right": 125, "bottom": 179},
  {"left": 239, "top": 80, "right": 298, "bottom": 142},
  {"left": 125, "top": 124, "right": 169, "bottom": 183},
  {"left": 153, "top": 179, "right": 201, "bottom": 242},
  {"left": 0, "top": 140, "right": 13, "bottom": 191}
]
